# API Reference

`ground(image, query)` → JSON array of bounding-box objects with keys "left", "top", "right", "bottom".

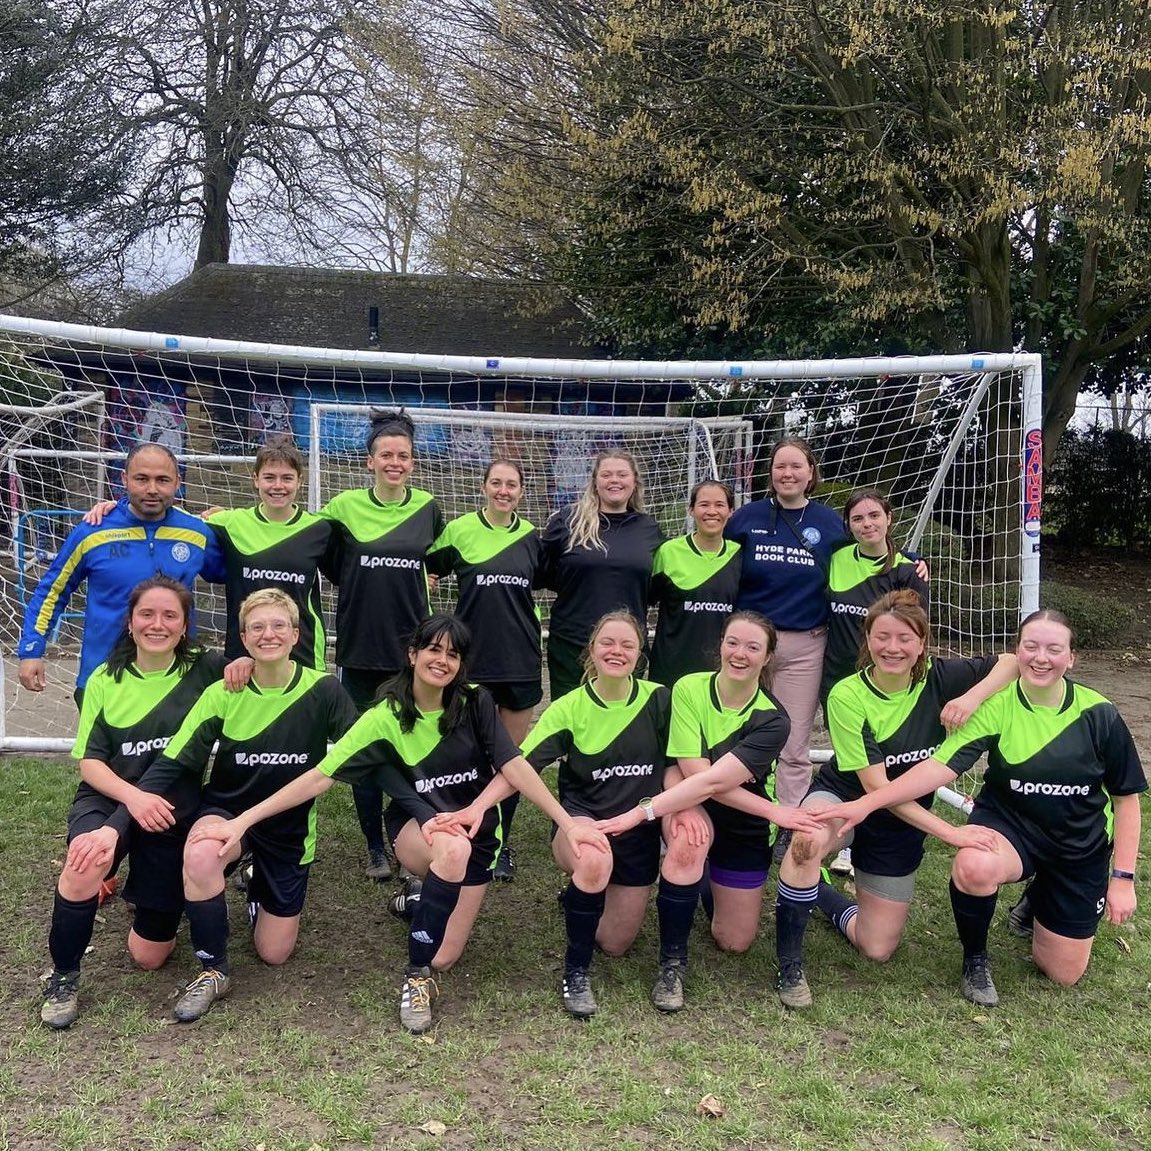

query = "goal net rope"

[{"left": 0, "top": 314, "right": 1041, "bottom": 752}]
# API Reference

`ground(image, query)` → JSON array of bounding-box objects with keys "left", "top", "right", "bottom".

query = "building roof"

[{"left": 114, "top": 264, "right": 604, "bottom": 358}]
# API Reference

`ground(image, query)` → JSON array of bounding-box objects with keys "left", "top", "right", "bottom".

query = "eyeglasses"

[{"left": 244, "top": 620, "right": 294, "bottom": 635}]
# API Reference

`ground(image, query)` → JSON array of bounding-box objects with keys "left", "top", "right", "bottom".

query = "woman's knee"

[
  {"left": 788, "top": 830, "right": 829, "bottom": 868},
  {"left": 255, "top": 934, "right": 298, "bottom": 967},
  {"left": 183, "top": 837, "right": 227, "bottom": 886},
  {"left": 951, "top": 848, "right": 1002, "bottom": 894},
  {"left": 430, "top": 833, "right": 473, "bottom": 874},
  {"left": 571, "top": 851, "right": 613, "bottom": 892},
  {"left": 856, "top": 937, "right": 897, "bottom": 963},
  {"left": 710, "top": 920, "right": 755, "bottom": 954},
  {"left": 129, "top": 935, "right": 175, "bottom": 971},
  {"left": 57, "top": 867, "right": 103, "bottom": 902}
]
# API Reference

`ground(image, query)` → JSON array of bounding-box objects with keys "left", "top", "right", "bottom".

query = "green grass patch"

[{"left": 2, "top": 755, "right": 1149, "bottom": 1150}]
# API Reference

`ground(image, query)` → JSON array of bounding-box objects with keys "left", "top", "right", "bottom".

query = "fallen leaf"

[
  {"left": 695, "top": 1093, "right": 725, "bottom": 1118},
  {"left": 1116, "top": 937, "right": 1132, "bottom": 955},
  {"left": 419, "top": 1119, "right": 447, "bottom": 1136}
]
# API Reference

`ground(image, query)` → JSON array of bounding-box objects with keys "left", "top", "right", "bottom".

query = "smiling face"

[
  {"left": 241, "top": 603, "right": 299, "bottom": 664},
  {"left": 719, "top": 618, "right": 773, "bottom": 686},
  {"left": 367, "top": 433, "right": 414, "bottom": 494},
  {"left": 589, "top": 618, "right": 642, "bottom": 680},
  {"left": 124, "top": 447, "right": 180, "bottom": 521},
  {"left": 130, "top": 587, "right": 187, "bottom": 659},
  {"left": 865, "top": 611, "right": 927, "bottom": 685},
  {"left": 690, "top": 483, "right": 733, "bottom": 538},
  {"left": 594, "top": 456, "right": 637, "bottom": 512},
  {"left": 847, "top": 497, "right": 892, "bottom": 554},
  {"left": 253, "top": 462, "right": 301, "bottom": 511},
  {"left": 770, "top": 443, "right": 815, "bottom": 505},
  {"left": 1016, "top": 618, "right": 1075, "bottom": 695},
  {"left": 409, "top": 630, "right": 464, "bottom": 696},
  {"left": 483, "top": 462, "right": 524, "bottom": 517}
]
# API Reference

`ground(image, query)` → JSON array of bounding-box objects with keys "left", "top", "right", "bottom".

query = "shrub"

[
  {"left": 1045, "top": 427, "right": 1151, "bottom": 548},
  {"left": 1040, "top": 580, "right": 1135, "bottom": 649}
]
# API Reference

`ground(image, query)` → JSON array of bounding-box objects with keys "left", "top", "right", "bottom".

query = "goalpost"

[{"left": 0, "top": 313, "right": 1041, "bottom": 752}]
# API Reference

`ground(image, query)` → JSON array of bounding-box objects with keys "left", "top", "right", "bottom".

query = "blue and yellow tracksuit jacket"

[{"left": 18, "top": 500, "right": 224, "bottom": 688}]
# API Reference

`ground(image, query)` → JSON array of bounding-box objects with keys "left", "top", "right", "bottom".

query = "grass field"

[{"left": 2, "top": 751, "right": 1148, "bottom": 1151}]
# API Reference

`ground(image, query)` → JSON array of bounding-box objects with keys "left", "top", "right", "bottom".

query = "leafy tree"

[
  {"left": 0, "top": 1, "right": 135, "bottom": 304},
  {"left": 444, "top": 0, "right": 1151, "bottom": 462}
]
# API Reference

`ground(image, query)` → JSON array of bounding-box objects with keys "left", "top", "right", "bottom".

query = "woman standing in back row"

[
  {"left": 321, "top": 409, "right": 445, "bottom": 879},
  {"left": 724, "top": 439, "right": 846, "bottom": 813},
  {"left": 539, "top": 450, "right": 663, "bottom": 700},
  {"left": 426, "top": 459, "right": 542, "bottom": 878}
]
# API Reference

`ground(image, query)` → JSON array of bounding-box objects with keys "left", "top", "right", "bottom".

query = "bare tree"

[{"left": 91, "top": 0, "right": 373, "bottom": 269}]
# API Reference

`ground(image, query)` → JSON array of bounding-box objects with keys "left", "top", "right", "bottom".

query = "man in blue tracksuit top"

[{"left": 18, "top": 443, "right": 224, "bottom": 701}]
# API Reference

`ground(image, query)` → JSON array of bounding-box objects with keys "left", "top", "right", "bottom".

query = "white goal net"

[{"left": 0, "top": 314, "right": 1041, "bottom": 751}]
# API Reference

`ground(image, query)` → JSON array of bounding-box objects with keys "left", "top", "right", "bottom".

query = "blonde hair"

[
  {"left": 567, "top": 451, "right": 645, "bottom": 554},
  {"left": 580, "top": 610, "right": 646, "bottom": 683},
  {"left": 239, "top": 587, "right": 300, "bottom": 630}
]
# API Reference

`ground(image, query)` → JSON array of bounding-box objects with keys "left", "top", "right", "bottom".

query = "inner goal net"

[{"left": 0, "top": 313, "right": 1040, "bottom": 751}]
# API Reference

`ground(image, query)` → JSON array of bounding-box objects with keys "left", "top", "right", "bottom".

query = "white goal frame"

[{"left": 0, "top": 313, "right": 1042, "bottom": 753}]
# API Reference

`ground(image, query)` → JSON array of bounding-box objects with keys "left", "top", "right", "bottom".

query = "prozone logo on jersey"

[
  {"left": 416, "top": 768, "right": 479, "bottom": 793},
  {"left": 684, "top": 600, "right": 733, "bottom": 614},
  {"left": 243, "top": 566, "right": 307, "bottom": 584},
  {"left": 591, "top": 762, "right": 655, "bottom": 782},
  {"left": 885, "top": 746, "right": 936, "bottom": 769},
  {"left": 121, "top": 736, "right": 171, "bottom": 757},
  {"left": 476, "top": 574, "right": 530, "bottom": 588},
  {"left": 235, "top": 751, "right": 310, "bottom": 766},
  {"left": 1009, "top": 779, "right": 1091, "bottom": 797},
  {"left": 360, "top": 556, "right": 421, "bottom": 569}
]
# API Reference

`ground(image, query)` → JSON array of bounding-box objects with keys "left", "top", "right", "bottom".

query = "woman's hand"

[
  {"left": 813, "top": 797, "right": 869, "bottom": 835},
  {"left": 189, "top": 818, "right": 246, "bottom": 859},
  {"left": 223, "top": 657, "right": 255, "bottom": 692},
  {"left": 81, "top": 500, "right": 118, "bottom": 527},
  {"left": 125, "top": 788, "right": 176, "bottom": 832},
  {"left": 423, "top": 811, "right": 473, "bottom": 844},
  {"left": 1105, "top": 878, "right": 1137, "bottom": 925},
  {"left": 594, "top": 806, "right": 645, "bottom": 837},
  {"left": 766, "top": 804, "right": 825, "bottom": 835},
  {"left": 940, "top": 692, "right": 979, "bottom": 733},
  {"left": 563, "top": 822, "right": 611, "bottom": 858},
  {"left": 942, "top": 823, "right": 999, "bottom": 852},
  {"left": 66, "top": 826, "right": 118, "bottom": 874},
  {"left": 664, "top": 807, "right": 710, "bottom": 848}
]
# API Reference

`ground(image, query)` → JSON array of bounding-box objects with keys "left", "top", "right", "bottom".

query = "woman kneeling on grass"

[
  {"left": 773, "top": 590, "right": 1017, "bottom": 1011},
  {"left": 820, "top": 609, "right": 1144, "bottom": 1007},
  {"left": 195, "top": 613, "right": 608, "bottom": 1034},
  {"left": 131, "top": 588, "right": 360, "bottom": 1023},
  {"left": 508, "top": 610, "right": 708, "bottom": 1018},
  {"left": 40, "top": 577, "right": 232, "bottom": 1029},
  {"left": 596, "top": 613, "right": 822, "bottom": 971}
]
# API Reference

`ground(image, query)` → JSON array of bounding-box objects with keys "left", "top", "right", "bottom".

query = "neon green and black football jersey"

[
  {"left": 667, "top": 671, "right": 790, "bottom": 847},
  {"left": 317, "top": 686, "right": 520, "bottom": 838},
  {"left": 426, "top": 510, "right": 542, "bottom": 682},
  {"left": 140, "top": 664, "right": 359, "bottom": 863},
  {"left": 72, "top": 650, "right": 228, "bottom": 836},
  {"left": 522, "top": 678, "right": 671, "bottom": 819},
  {"left": 207, "top": 505, "right": 334, "bottom": 669},
  {"left": 822, "top": 544, "right": 930, "bottom": 693},
  {"left": 820, "top": 657, "right": 997, "bottom": 804},
  {"left": 321, "top": 487, "right": 445, "bottom": 672},
  {"left": 649, "top": 535, "right": 741, "bottom": 687},
  {"left": 935, "top": 679, "right": 1146, "bottom": 859}
]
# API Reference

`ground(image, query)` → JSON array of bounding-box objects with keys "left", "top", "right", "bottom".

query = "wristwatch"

[
  {"left": 1110, "top": 868, "right": 1136, "bottom": 881},
  {"left": 638, "top": 797, "right": 657, "bottom": 823}
]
